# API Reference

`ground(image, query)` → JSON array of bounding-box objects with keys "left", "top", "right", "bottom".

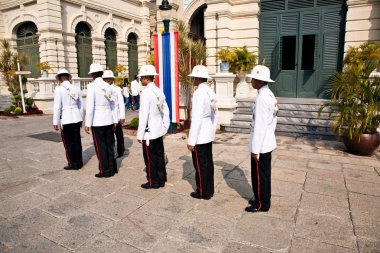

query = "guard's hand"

[
  {"left": 251, "top": 153, "right": 259, "bottom": 161},
  {"left": 120, "top": 119, "right": 125, "bottom": 125},
  {"left": 113, "top": 123, "right": 117, "bottom": 131},
  {"left": 187, "top": 145, "right": 194, "bottom": 152},
  {"left": 85, "top": 126, "right": 90, "bottom": 134},
  {"left": 80, "top": 122, "right": 83, "bottom": 128},
  {"left": 138, "top": 140, "right": 143, "bottom": 144},
  {"left": 53, "top": 125, "right": 59, "bottom": 131}
]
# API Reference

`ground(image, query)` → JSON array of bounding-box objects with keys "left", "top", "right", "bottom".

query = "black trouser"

[
  {"left": 60, "top": 122, "right": 83, "bottom": 169},
  {"left": 142, "top": 137, "right": 167, "bottom": 186},
  {"left": 191, "top": 142, "right": 214, "bottom": 198},
  {"left": 115, "top": 122, "right": 125, "bottom": 156},
  {"left": 251, "top": 152, "right": 272, "bottom": 210},
  {"left": 91, "top": 124, "right": 116, "bottom": 176}
]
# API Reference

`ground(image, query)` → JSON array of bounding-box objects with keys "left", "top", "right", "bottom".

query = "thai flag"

[{"left": 153, "top": 32, "right": 180, "bottom": 123}]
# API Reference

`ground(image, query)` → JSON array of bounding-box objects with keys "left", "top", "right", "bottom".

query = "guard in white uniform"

[
  {"left": 53, "top": 69, "right": 83, "bottom": 170},
  {"left": 102, "top": 70, "right": 126, "bottom": 158},
  {"left": 85, "top": 64, "right": 118, "bottom": 178},
  {"left": 187, "top": 65, "right": 218, "bottom": 200},
  {"left": 246, "top": 65, "right": 278, "bottom": 212},
  {"left": 136, "top": 65, "right": 170, "bottom": 189}
]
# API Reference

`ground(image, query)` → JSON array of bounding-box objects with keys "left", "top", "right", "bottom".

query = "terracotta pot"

[{"left": 343, "top": 131, "right": 380, "bottom": 156}]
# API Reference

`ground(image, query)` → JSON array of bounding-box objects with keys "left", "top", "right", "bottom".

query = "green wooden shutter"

[
  {"left": 128, "top": 34, "right": 138, "bottom": 81},
  {"left": 16, "top": 22, "right": 40, "bottom": 78},
  {"left": 76, "top": 22, "right": 93, "bottom": 78},
  {"left": 105, "top": 29, "right": 118, "bottom": 72}
]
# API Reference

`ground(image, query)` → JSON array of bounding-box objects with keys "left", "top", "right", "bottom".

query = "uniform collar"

[
  {"left": 258, "top": 84, "right": 269, "bottom": 93},
  {"left": 61, "top": 80, "right": 71, "bottom": 89},
  {"left": 198, "top": 82, "right": 208, "bottom": 89},
  {"left": 147, "top": 82, "right": 156, "bottom": 88}
]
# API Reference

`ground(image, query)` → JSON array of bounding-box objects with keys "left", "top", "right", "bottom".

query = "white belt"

[
  {"left": 95, "top": 105, "right": 111, "bottom": 110},
  {"left": 62, "top": 105, "right": 77, "bottom": 110}
]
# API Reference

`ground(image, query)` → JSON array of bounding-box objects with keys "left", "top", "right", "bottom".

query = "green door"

[
  {"left": 259, "top": 0, "right": 346, "bottom": 98},
  {"left": 105, "top": 28, "right": 117, "bottom": 72},
  {"left": 75, "top": 22, "right": 93, "bottom": 78},
  {"left": 16, "top": 22, "right": 40, "bottom": 78},
  {"left": 128, "top": 33, "right": 138, "bottom": 81}
]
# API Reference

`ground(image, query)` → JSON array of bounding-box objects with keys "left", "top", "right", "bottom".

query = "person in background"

[
  {"left": 123, "top": 82, "right": 131, "bottom": 110},
  {"left": 53, "top": 69, "right": 83, "bottom": 170},
  {"left": 131, "top": 75, "right": 141, "bottom": 110},
  {"left": 102, "top": 70, "right": 126, "bottom": 159}
]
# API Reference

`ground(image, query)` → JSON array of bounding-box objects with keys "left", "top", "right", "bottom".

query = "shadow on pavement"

[
  {"left": 180, "top": 155, "right": 197, "bottom": 191},
  {"left": 215, "top": 160, "right": 252, "bottom": 201}
]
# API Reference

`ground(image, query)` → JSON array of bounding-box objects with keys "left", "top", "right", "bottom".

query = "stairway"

[
  {"left": 0, "top": 94, "right": 12, "bottom": 111},
  {"left": 221, "top": 98, "right": 337, "bottom": 140}
]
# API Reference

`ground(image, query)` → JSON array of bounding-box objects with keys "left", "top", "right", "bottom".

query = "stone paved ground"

[{"left": 0, "top": 115, "right": 379, "bottom": 253}]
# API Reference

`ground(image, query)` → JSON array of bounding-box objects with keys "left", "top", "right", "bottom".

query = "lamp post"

[{"left": 159, "top": 0, "right": 172, "bottom": 34}]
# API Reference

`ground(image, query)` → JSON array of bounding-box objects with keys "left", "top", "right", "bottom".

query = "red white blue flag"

[{"left": 153, "top": 32, "right": 180, "bottom": 123}]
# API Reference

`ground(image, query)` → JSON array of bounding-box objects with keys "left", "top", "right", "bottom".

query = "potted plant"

[
  {"left": 215, "top": 47, "right": 235, "bottom": 73},
  {"left": 319, "top": 41, "right": 380, "bottom": 156},
  {"left": 229, "top": 46, "right": 257, "bottom": 98},
  {"left": 36, "top": 61, "right": 51, "bottom": 77},
  {"left": 114, "top": 64, "right": 126, "bottom": 76}
]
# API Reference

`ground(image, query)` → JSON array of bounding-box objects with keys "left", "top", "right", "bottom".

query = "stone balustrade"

[{"left": 26, "top": 77, "right": 91, "bottom": 114}]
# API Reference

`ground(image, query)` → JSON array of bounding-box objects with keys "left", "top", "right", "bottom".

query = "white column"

[{"left": 212, "top": 72, "right": 238, "bottom": 126}]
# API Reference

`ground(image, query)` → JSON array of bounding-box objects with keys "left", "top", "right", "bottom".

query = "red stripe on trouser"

[
  {"left": 144, "top": 141, "right": 152, "bottom": 187},
  {"left": 60, "top": 128, "right": 72, "bottom": 167},
  {"left": 194, "top": 146, "right": 203, "bottom": 197},
  {"left": 92, "top": 128, "right": 103, "bottom": 175},
  {"left": 256, "top": 159, "right": 262, "bottom": 210}
]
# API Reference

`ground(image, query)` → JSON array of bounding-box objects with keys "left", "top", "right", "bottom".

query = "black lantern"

[{"left": 159, "top": 0, "right": 172, "bottom": 33}]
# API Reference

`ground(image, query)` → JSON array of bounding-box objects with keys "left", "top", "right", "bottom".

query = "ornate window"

[
  {"left": 75, "top": 22, "right": 93, "bottom": 77},
  {"left": 127, "top": 33, "right": 138, "bottom": 81},
  {"left": 105, "top": 28, "right": 117, "bottom": 72},
  {"left": 16, "top": 22, "right": 40, "bottom": 78}
]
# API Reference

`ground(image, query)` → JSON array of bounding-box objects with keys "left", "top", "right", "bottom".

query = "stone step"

[
  {"left": 220, "top": 124, "right": 250, "bottom": 134},
  {"left": 277, "top": 117, "right": 331, "bottom": 126},
  {"left": 0, "top": 95, "right": 12, "bottom": 111},
  {"left": 276, "top": 123, "right": 331, "bottom": 133},
  {"left": 220, "top": 124, "right": 336, "bottom": 140},
  {"left": 234, "top": 109, "right": 332, "bottom": 120}
]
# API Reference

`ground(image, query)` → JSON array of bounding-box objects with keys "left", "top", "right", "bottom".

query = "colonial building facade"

[{"left": 0, "top": 0, "right": 379, "bottom": 105}]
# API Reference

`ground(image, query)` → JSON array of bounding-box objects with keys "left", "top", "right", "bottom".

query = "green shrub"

[
  {"left": 25, "top": 97, "right": 33, "bottom": 106},
  {"left": 14, "top": 107, "right": 22, "bottom": 115},
  {"left": 130, "top": 117, "right": 139, "bottom": 128},
  {"left": 4, "top": 106, "right": 15, "bottom": 113}
]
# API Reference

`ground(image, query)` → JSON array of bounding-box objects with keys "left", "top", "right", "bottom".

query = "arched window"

[
  {"left": 105, "top": 28, "right": 117, "bottom": 72},
  {"left": 75, "top": 22, "right": 93, "bottom": 77},
  {"left": 127, "top": 33, "right": 138, "bottom": 81},
  {"left": 16, "top": 22, "right": 40, "bottom": 78}
]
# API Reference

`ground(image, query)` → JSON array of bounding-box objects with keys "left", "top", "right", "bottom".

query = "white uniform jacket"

[
  {"left": 53, "top": 80, "right": 83, "bottom": 126},
  {"left": 131, "top": 80, "right": 141, "bottom": 96},
  {"left": 249, "top": 85, "right": 278, "bottom": 154},
  {"left": 188, "top": 82, "right": 218, "bottom": 146},
  {"left": 137, "top": 82, "right": 170, "bottom": 141},
  {"left": 85, "top": 77, "right": 118, "bottom": 127},
  {"left": 111, "top": 84, "right": 125, "bottom": 121}
]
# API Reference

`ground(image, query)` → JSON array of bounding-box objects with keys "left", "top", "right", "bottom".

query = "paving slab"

[
  {"left": 0, "top": 191, "right": 49, "bottom": 218},
  {"left": 290, "top": 237, "right": 355, "bottom": 253},
  {"left": 104, "top": 211, "right": 175, "bottom": 251},
  {"left": 232, "top": 213, "right": 293, "bottom": 251},
  {"left": 76, "top": 233, "right": 143, "bottom": 253},
  {"left": 294, "top": 210, "right": 356, "bottom": 249},
  {"left": 167, "top": 210, "right": 234, "bottom": 252},
  {"left": 41, "top": 211, "right": 115, "bottom": 250},
  {"left": 221, "top": 242, "right": 273, "bottom": 253},
  {"left": 1, "top": 115, "right": 380, "bottom": 252}
]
